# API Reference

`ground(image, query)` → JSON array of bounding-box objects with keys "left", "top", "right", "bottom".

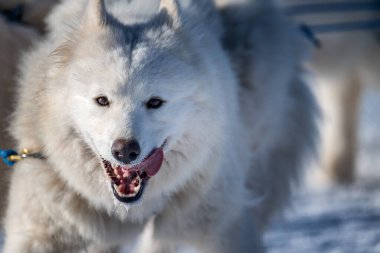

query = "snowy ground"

[
  {"left": 1, "top": 89, "right": 379, "bottom": 252},
  {"left": 264, "top": 88, "right": 380, "bottom": 253}
]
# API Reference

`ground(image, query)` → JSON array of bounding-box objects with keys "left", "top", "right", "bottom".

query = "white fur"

[
  {"left": 0, "top": 0, "right": 57, "bottom": 228},
  {"left": 2, "top": 0, "right": 317, "bottom": 252}
]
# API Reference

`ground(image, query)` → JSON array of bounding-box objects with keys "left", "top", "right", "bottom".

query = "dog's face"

[
  {"left": 54, "top": 0, "right": 218, "bottom": 206},
  {"left": 66, "top": 38, "right": 201, "bottom": 204}
]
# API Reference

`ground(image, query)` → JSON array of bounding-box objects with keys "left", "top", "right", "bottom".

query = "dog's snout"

[{"left": 111, "top": 139, "right": 141, "bottom": 164}]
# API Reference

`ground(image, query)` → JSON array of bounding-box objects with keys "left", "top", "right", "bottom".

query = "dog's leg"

[
  {"left": 315, "top": 75, "right": 362, "bottom": 184},
  {"left": 330, "top": 75, "right": 362, "bottom": 183},
  {"left": 132, "top": 219, "right": 177, "bottom": 253},
  {"left": 134, "top": 243, "right": 176, "bottom": 253},
  {"left": 194, "top": 208, "right": 264, "bottom": 253}
]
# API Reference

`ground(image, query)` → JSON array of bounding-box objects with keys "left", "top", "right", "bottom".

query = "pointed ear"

[
  {"left": 83, "top": 0, "right": 107, "bottom": 30},
  {"left": 159, "top": 0, "right": 182, "bottom": 28}
]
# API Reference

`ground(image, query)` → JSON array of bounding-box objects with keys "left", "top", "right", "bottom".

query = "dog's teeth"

[
  {"left": 113, "top": 179, "right": 141, "bottom": 198},
  {"left": 131, "top": 183, "right": 141, "bottom": 195}
]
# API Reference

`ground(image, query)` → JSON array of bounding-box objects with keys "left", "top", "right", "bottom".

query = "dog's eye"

[
  {"left": 146, "top": 97, "right": 165, "bottom": 109},
  {"left": 95, "top": 96, "right": 110, "bottom": 107}
]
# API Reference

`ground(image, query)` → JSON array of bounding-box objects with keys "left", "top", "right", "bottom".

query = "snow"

[
  {"left": 1, "top": 89, "right": 379, "bottom": 252},
  {"left": 264, "top": 88, "right": 380, "bottom": 253}
]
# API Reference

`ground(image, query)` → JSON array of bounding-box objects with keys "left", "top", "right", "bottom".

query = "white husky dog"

[
  {"left": 2, "top": 0, "right": 317, "bottom": 252},
  {"left": 277, "top": 0, "right": 380, "bottom": 183}
]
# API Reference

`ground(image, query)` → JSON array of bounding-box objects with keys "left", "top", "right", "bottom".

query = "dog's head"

[{"left": 47, "top": 0, "right": 236, "bottom": 209}]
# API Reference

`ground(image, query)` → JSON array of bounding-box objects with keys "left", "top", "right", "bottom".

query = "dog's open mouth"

[{"left": 102, "top": 148, "right": 164, "bottom": 203}]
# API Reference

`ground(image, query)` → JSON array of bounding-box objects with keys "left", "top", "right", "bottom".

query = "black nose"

[{"left": 111, "top": 139, "right": 141, "bottom": 164}]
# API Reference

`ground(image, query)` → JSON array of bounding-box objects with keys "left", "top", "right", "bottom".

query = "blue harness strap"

[
  {"left": 300, "top": 24, "right": 322, "bottom": 48},
  {"left": 287, "top": 1, "right": 380, "bottom": 46},
  {"left": 285, "top": 1, "right": 380, "bottom": 16},
  {"left": 0, "top": 149, "right": 18, "bottom": 167},
  {"left": 309, "top": 19, "right": 380, "bottom": 34}
]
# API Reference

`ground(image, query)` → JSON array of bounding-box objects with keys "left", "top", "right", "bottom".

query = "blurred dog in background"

[
  {"left": 277, "top": 0, "right": 380, "bottom": 184},
  {"left": 0, "top": 0, "right": 57, "bottom": 226},
  {"left": 0, "top": 0, "right": 56, "bottom": 31}
]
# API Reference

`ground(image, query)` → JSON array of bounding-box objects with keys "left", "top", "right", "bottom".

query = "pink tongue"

[{"left": 130, "top": 148, "right": 164, "bottom": 177}]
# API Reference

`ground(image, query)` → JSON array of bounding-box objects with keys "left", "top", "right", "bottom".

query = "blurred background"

[
  {"left": 266, "top": 0, "right": 380, "bottom": 252},
  {"left": 265, "top": 89, "right": 380, "bottom": 252},
  {"left": 0, "top": 0, "right": 379, "bottom": 252}
]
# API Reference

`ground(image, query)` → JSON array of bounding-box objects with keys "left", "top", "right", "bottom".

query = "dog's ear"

[
  {"left": 159, "top": 0, "right": 182, "bottom": 29},
  {"left": 83, "top": 0, "right": 107, "bottom": 30},
  {"left": 48, "top": 0, "right": 107, "bottom": 74}
]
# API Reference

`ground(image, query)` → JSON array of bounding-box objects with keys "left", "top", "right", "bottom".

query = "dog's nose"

[{"left": 111, "top": 139, "right": 141, "bottom": 164}]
